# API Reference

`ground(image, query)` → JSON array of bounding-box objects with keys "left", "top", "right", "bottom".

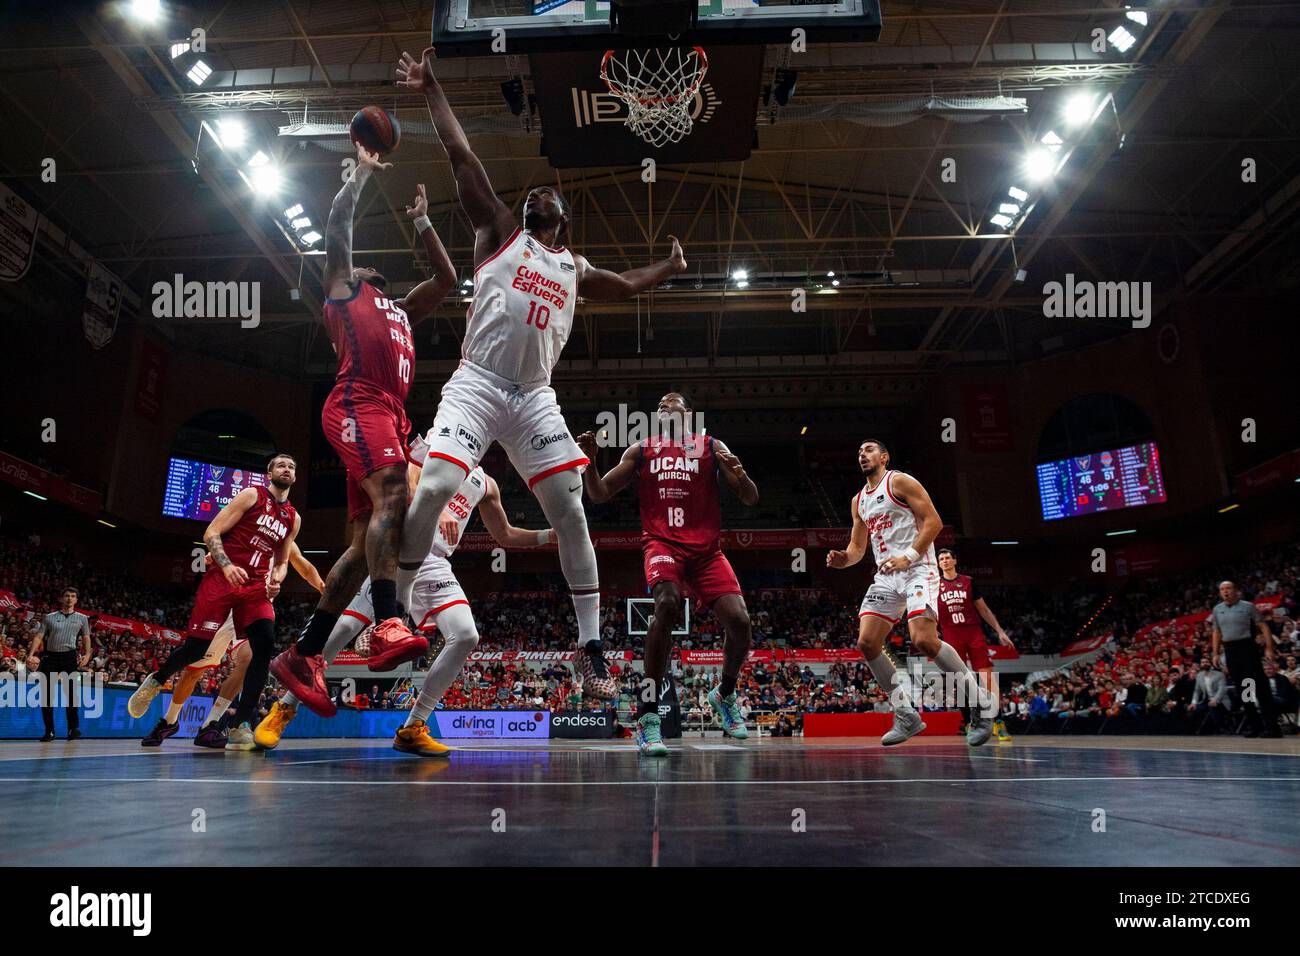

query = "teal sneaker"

[
  {"left": 708, "top": 688, "right": 749, "bottom": 740},
  {"left": 635, "top": 712, "right": 668, "bottom": 757}
]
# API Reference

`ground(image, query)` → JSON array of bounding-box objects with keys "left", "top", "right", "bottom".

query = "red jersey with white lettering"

[
  {"left": 938, "top": 573, "right": 982, "bottom": 631},
  {"left": 323, "top": 279, "right": 415, "bottom": 401},
  {"left": 220, "top": 486, "right": 297, "bottom": 583},
  {"left": 638, "top": 434, "right": 721, "bottom": 552}
]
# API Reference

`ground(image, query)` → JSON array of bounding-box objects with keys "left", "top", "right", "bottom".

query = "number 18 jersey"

[{"left": 638, "top": 435, "right": 721, "bottom": 553}]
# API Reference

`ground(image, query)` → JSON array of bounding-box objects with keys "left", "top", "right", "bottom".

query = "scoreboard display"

[
  {"left": 162, "top": 457, "right": 267, "bottom": 521},
  {"left": 1036, "top": 441, "right": 1167, "bottom": 522}
]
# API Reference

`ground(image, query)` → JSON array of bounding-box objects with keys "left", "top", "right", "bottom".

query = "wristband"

[
  {"left": 902, "top": 547, "right": 920, "bottom": 564},
  {"left": 413, "top": 215, "right": 432, "bottom": 233},
  {"left": 537, "top": 529, "right": 552, "bottom": 546}
]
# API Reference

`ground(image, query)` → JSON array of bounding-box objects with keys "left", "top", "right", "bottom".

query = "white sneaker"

[
  {"left": 127, "top": 675, "right": 163, "bottom": 719},
  {"left": 966, "top": 705, "right": 994, "bottom": 747},
  {"left": 881, "top": 708, "right": 927, "bottom": 746},
  {"left": 226, "top": 722, "right": 256, "bottom": 751}
]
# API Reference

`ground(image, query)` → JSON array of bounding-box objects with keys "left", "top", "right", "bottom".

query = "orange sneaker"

[
  {"left": 367, "top": 617, "right": 429, "bottom": 671},
  {"left": 393, "top": 719, "right": 452, "bottom": 758}
]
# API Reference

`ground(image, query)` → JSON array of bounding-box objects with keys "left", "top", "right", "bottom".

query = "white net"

[{"left": 600, "top": 46, "right": 709, "bottom": 147}]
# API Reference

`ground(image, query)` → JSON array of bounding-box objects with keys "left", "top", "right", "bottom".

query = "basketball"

[{"left": 349, "top": 106, "right": 400, "bottom": 155}]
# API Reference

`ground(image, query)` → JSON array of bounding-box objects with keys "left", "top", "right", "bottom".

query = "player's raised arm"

[
  {"left": 396, "top": 49, "right": 514, "bottom": 249},
  {"left": 827, "top": 495, "right": 869, "bottom": 570},
  {"left": 397, "top": 183, "right": 457, "bottom": 324},
  {"left": 203, "top": 487, "right": 261, "bottom": 587},
  {"left": 478, "top": 476, "right": 552, "bottom": 548},
  {"left": 324, "top": 143, "right": 393, "bottom": 298},
  {"left": 575, "top": 431, "right": 640, "bottom": 503},
  {"left": 573, "top": 237, "right": 688, "bottom": 302},
  {"left": 712, "top": 440, "right": 758, "bottom": 506},
  {"left": 878, "top": 473, "right": 942, "bottom": 573}
]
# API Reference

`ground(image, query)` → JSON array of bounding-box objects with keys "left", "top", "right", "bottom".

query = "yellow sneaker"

[
  {"left": 254, "top": 701, "right": 298, "bottom": 750},
  {"left": 393, "top": 719, "right": 452, "bottom": 758},
  {"left": 993, "top": 718, "right": 1012, "bottom": 742}
]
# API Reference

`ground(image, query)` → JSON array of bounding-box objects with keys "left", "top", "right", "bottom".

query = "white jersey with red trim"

[
  {"left": 856, "top": 470, "right": 936, "bottom": 569},
  {"left": 463, "top": 227, "right": 578, "bottom": 386},
  {"left": 410, "top": 433, "right": 488, "bottom": 558}
]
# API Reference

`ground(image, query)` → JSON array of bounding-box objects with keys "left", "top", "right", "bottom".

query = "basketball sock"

[
  {"left": 233, "top": 622, "right": 275, "bottom": 726},
  {"left": 370, "top": 579, "right": 399, "bottom": 623},
  {"left": 153, "top": 638, "right": 210, "bottom": 684},
  {"left": 296, "top": 608, "right": 340, "bottom": 657},
  {"left": 933, "top": 642, "right": 990, "bottom": 716},
  {"left": 399, "top": 458, "right": 467, "bottom": 610},
  {"left": 405, "top": 604, "right": 479, "bottom": 727},
  {"left": 866, "top": 651, "right": 914, "bottom": 710},
  {"left": 719, "top": 674, "right": 737, "bottom": 698},
  {"left": 164, "top": 700, "right": 184, "bottom": 724},
  {"left": 571, "top": 592, "right": 601, "bottom": 648},
  {"left": 204, "top": 697, "right": 233, "bottom": 727}
]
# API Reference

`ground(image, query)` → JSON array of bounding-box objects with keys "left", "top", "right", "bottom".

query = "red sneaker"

[
  {"left": 367, "top": 618, "right": 429, "bottom": 672},
  {"left": 270, "top": 649, "right": 336, "bottom": 717}
]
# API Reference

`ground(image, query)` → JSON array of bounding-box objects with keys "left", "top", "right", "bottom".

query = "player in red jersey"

[
  {"left": 128, "top": 455, "right": 302, "bottom": 740},
  {"left": 271, "top": 145, "right": 458, "bottom": 717},
  {"left": 577, "top": 392, "right": 758, "bottom": 756},
  {"left": 937, "top": 548, "right": 1014, "bottom": 738}
]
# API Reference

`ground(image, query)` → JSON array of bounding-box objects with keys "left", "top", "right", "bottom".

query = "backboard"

[{"left": 432, "top": 0, "right": 882, "bottom": 56}]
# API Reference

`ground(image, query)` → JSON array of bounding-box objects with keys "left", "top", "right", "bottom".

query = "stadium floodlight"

[
  {"left": 990, "top": 540, "right": 1019, "bottom": 545},
  {"left": 826, "top": 271, "right": 835, "bottom": 277},
  {"left": 800, "top": 426, "right": 808, "bottom": 435},
  {"left": 170, "top": 42, "right": 190, "bottom": 59},
  {"left": 1105, "top": 528, "right": 1137, "bottom": 537},
  {"left": 24, "top": 491, "right": 48, "bottom": 501},
  {"left": 216, "top": 118, "right": 247, "bottom": 150},
  {"left": 299, "top": 230, "right": 322, "bottom": 245},
  {"left": 731, "top": 268, "right": 748, "bottom": 282},
  {"left": 247, "top": 150, "right": 269, "bottom": 168},
  {"left": 97, "top": 520, "right": 118, "bottom": 529},
  {"left": 831, "top": 279, "right": 840, "bottom": 287},
  {"left": 1008, "top": 185, "right": 1029, "bottom": 202},
  {"left": 130, "top": 0, "right": 161, "bottom": 22},
  {"left": 283, "top": 203, "right": 304, "bottom": 219},
  {"left": 1040, "top": 130, "right": 1064, "bottom": 152},
  {"left": 998, "top": 203, "right": 1021, "bottom": 216},
  {"left": 186, "top": 60, "right": 212, "bottom": 86},
  {"left": 737, "top": 279, "right": 750, "bottom": 288},
  {"left": 1063, "top": 91, "right": 1097, "bottom": 127},
  {"left": 250, "top": 163, "right": 282, "bottom": 196},
  {"left": 1108, "top": 25, "right": 1137, "bottom": 53},
  {"left": 989, "top": 213, "right": 1014, "bottom": 228},
  {"left": 1217, "top": 503, "right": 1239, "bottom": 514},
  {"left": 1125, "top": 10, "right": 1148, "bottom": 26},
  {"left": 291, "top": 217, "right": 312, "bottom": 230},
  {"left": 1023, "top": 147, "right": 1056, "bottom": 181},
  {"left": 461, "top": 278, "right": 473, "bottom": 288}
]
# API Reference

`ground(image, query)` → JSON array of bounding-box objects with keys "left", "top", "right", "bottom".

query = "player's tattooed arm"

[
  {"left": 573, "top": 237, "right": 687, "bottom": 301},
  {"left": 395, "top": 49, "right": 514, "bottom": 250},
  {"left": 203, "top": 487, "right": 259, "bottom": 587},
  {"left": 323, "top": 143, "right": 391, "bottom": 298},
  {"left": 713, "top": 440, "right": 759, "bottom": 506},
  {"left": 574, "top": 433, "right": 639, "bottom": 503},
  {"left": 878, "top": 472, "right": 942, "bottom": 573},
  {"left": 826, "top": 498, "right": 869, "bottom": 570},
  {"left": 479, "top": 476, "right": 551, "bottom": 547}
]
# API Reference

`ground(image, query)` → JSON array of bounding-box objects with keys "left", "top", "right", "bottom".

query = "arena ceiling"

[{"left": 3, "top": 0, "right": 1299, "bottom": 421}]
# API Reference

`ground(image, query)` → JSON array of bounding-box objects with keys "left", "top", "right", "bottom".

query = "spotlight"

[
  {"left": 1108, "top": 25, "right": 1137, "bottom": 53},
  {"left": 737, "top": 279, "right": 749, "bottom": 289},
  {"left": 1008, "top": 185, "right": 1029, "bottom": 202},
  {"left": 998, "top": 203, "right": 1021, "bottom": 216},
  {"left": 1014, "top": 268, "right": 1028, "bottom": 284},
  {"left": 1125, "top": 10, "right": 1148, "bottom": 26},
  {"left": 989, "top": 213, "right": 1014, "bottom": 228},
  {"left": 247, "top": 151, "right": 269, "bottom": 168},
  {"left": 299, "top": 230, "right": 322, "bottom": 245},
  {"left": 772, "top": 68, "right": 797, "bottom": 107},
  {"left": 283, "top": 203, "right": 304, "bottom": 218},
  {"left": 831, "top": 279, "right": 840, "bottom": 287},
  {"left": 130, "top": 0, "right": 161, "bottom": 23},
  {"left": 1022, "top": 148, "right": 1055, "bottom": 181},
  {"left": 1040, "top": 130, "right": 1064, "bottom": 152},
  {"left": 826, "top": 271, "right": 834, "bottom": 277},
  {"left": 291, "top": 217, "right": 312, "bottom": 230},
  {"left": 186, "top": 60, "right": 212, "bottom": 85},
  {"left": 731, "top": 268, "right": 748, "bottom": 281},
  {"left": 1062, "top": 92, "right": 1096, "bottom": 127},
  {"left": 250, "top": 163, "right": 282, "bottom": 196},
  {"left": 216, "top": 117, "right": 247, "bottom": 149},
  {"left": 170, "top": 41, "right": 190, "bottom": 59}
]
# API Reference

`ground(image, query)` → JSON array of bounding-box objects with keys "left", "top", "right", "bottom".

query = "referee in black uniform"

[
  {"left": 1212, "top": 580, "right": 1282, "bottom": 739},
  {"left": 29, "top": 587, "right": 92, "bottom": 741}
]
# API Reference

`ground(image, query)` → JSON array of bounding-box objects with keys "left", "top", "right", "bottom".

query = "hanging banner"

[
  {"left": 963, "top": 383, "right": 1013, "bottom": 452},
  {"left": 83, "top": 260, "right": 124, "bottom": 349},
  {"left": 0, "top": 181, "right": 39, "bottom": 282}
]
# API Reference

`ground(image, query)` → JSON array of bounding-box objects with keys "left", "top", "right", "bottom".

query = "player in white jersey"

[
  {"left": 827, "top": 439, "right": 994, "bottom": 747},
  {"left": 395, "top": 48, "right": 687, "bottom": 699},
  {"left": 255, "top": 433, "right": 552, "bottom": 755}
]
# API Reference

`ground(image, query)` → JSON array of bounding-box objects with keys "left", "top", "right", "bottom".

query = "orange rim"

[{"left": 600, "top": 46, "right": 708, "bottom": 107}]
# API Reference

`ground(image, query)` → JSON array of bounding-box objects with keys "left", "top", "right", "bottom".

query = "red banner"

[
  {"left": 804, "top": 711, "right": 963, "bottom": 737},
  {"left": 1061, "top": 633, "right": 1114, "bottom": 656},
  {"left": 0, "top": 451, "right": 103, "bottom": 515},
  {"left": 134, "top": 335, "right": 169, "bottom": 421},
  {"left": 1235, "top": 449, "right": 1300, "bottom": 499},
  {"left": 0, "top": 589, "right": 20, "bottom": 611},
  {"left": 963, "top": 383, "right": 1013, "bottom": 452}
]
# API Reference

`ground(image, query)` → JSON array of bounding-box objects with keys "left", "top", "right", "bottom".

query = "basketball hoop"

[{"left": 600, "top": 45, "right": 708, "bottom": 147}]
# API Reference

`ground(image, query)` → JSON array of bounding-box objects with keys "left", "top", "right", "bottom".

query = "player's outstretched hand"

[
  {"left": 575, "top": 430, "right": 600, "bottom": 460},
  {"left": 439, "top": 510, "right": 460, "bottom": 547},
  {"left": 826, "top": 549, "right": 850, "bottom": 569},
  {"left": 396, "top": 49, "right": 439, "bottom": 93},
  {"left": 355, "top": 142, "right": 393, "bottom": 172},
  {"left": 405, "top": 183, "right": 428, "bottom": 219},
  {"left": 667, "top": 235, "right": 687, "bottom": 273}
]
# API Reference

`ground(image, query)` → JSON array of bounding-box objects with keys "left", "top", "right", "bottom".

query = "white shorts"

[
  {"left": 345, "top": 558, "right": 470, "bottom": 634},
  {"left": 859, "top": 562, "right": 940, "bottom": 625},
  {"left": 187, "top": 613, "right": 247, "bottom": 670},
  {"left": 423, "top": 361, "right": 588, "bottom": 489}
]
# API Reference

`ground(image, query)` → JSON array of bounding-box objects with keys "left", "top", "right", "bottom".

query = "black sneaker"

[
  {"left": 574, "top": 641, "right": 617, "bottom": 700},
  {"left": 141, "top": 718, "right": 179, "bottom": 747},
  {"left": 66, "top": 728, "right": 82, "bottom": 741},
  {"left": 40, "top": 731, "right": 55, "bottom": 742},
  {"left": 193, "top": 722, "right": 228, "bottom": 749}
]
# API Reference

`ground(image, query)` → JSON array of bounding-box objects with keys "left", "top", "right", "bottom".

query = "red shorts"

[
  {"left": 186, "top": 572, "right": 274, "bottom": 640},
  {"left": 945, "top": 626, "right": 991, "bottom": 670},
  {"left": 642, "top": 539, "right": 742, "bottom": 610},
  {"left": 322, "top": 379, "right": 412, "bottom": 521}
]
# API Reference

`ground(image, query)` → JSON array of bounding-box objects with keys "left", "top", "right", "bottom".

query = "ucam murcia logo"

[
  {"left": 570, "top": 82, "right": 722, "bottom": 130},
  {"left": 49, "top": 886, "right": 151, "bottom": 936}
]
